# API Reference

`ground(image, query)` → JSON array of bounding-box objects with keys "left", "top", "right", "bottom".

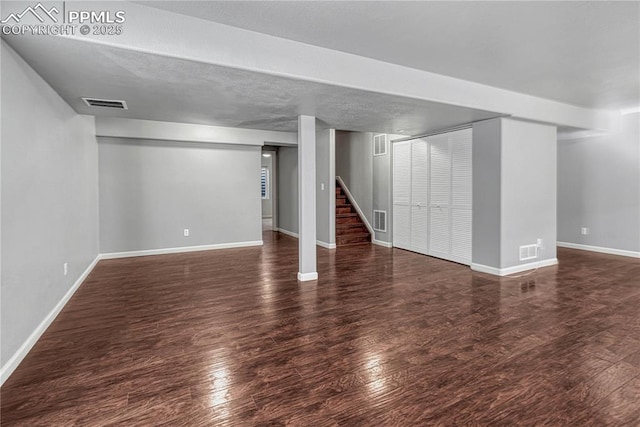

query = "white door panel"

[
  {"left": 393, "top": 203, "right": 411, "bottom": 250},
  {"left": 393, "top": 141, "right": 411, "bottom": 250},
  {"left": 429, "top": 206, "right": 450, "bottom": 255},
  {"left": 411, "top": 205, "right": 428, "bottom": 254},
  {"left": 393, "top": 142, "right": 410, "bottom": 204}
]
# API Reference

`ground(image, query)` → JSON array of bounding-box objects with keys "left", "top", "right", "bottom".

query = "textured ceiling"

[
  {"left": 3, "top": 36, "right": 500, "bottom": 134},
  {"left": 138, "top": 1, "right": 640, "bottom": 110}
]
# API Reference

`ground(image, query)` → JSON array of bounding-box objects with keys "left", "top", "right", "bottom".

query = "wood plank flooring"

[{"left": 2, "top": 231, "right": 640, "bottom": 426}]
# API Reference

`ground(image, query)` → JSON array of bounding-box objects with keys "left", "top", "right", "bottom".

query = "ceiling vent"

[{"left": 82, "top": 97, "right": 128, "bottom": 109}]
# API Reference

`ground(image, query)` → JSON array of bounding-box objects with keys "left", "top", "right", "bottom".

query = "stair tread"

[
  {"left": 336, "top": 222, "right": 365, "bottom": 228},
  {"left": 336, "top": 212, "right": 359, "bottom": 217}
]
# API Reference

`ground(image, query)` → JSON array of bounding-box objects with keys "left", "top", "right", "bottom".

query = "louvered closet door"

[
  {"left": 428, "top": 134, "right": 451, "bottom": 259},
  {"left": 410, "top": 139, "right": 429, "bottom": 254},
  {"left": 392, "top": 142, "right": 411, "bottom": 250},
  {"left": 449, "top": 129, "right": 472, "bottom": 264}
]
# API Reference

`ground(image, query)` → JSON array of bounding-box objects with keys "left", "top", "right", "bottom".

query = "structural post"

[{"left": 297, "top": 115, "right": 318, "bottom": 281}]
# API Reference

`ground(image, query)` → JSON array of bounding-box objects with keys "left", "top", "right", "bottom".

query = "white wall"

[
  {"left": 374, "top": 134, "right": 404, "bottom": 243},
  {"left": 558, "top": 114, "right": 640, "bottom": 254},
  {"left": 336, "top": 131, "right": 373, "bottom": 226},
  {"left": 472, "top": 118, "right": 557, "bottom": 274},
  {"left": 472, "top": 120, "right": 502, "bottom": 268},
  {"left": 277, "top": 146, "right": 298, "bottom": 234},
  {"left": 1, "top": 42, "right": 99, "bottom": 373},
  {"left": 501, "top": 119, "right": 557, "bottom": 267},
  {"left": 316, "top": 127, "right": 335, "bottom": 246},
  {"left": 335, "top": 131, "right": 400, "bottom": 244},
  {"left": 98, "top": 138, "right": 262, "bottom": 253}
]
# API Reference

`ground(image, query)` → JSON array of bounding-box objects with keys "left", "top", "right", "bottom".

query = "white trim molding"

[
  {"left": 96, "top": 117, "right": 296, "bottom": 146},
  {"left": 0, "top": 255, "right": 101, "bottom": 386},
  {"left": 297, "top": 271, "right": 318, "bottom": 281},
  {"left": 275, "top": 228, "right": 336, "bottom": 249},
  {"left": 100, "top": 240, "right": 263, "bottom": 259},
  {"left": 335, "top": 175, "right": 375, "bottom": 236},
  {"left": 471, "top": 258, "right": 558, "bottom": 276},
  {"left": 275, "top": 228, "right": 299, "bottom": 238},
  {"left": 373, "top": 239, "right": 393, "bottom": 248},
  {"left": 316, "top": 240, "right": 337, "bottom": 250},
  {"left": 557, "top": 242, "right": 640, "bottom": 258}
]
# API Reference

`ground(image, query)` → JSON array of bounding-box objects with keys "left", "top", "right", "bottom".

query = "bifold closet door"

[
  {"left": 392, "top": 141, "right": 411, "bottom": 250},
  {"left": 449, "top": 129, "right": 472, "bottom": 263},
  {"left": 410, "top": 139, "right": 429, "bottom": 254},
  {"left": 428, "top": 129, "right": 472, "bottom": 265},
  {"left": 428, "top": 134, "right": 451, "bottom": 259},
  {"left": 393, "top": 129, "right": 472, "bottom": 265}
]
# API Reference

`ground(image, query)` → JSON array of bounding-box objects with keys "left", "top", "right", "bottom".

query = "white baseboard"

[
  {"left": 557, "top": 242, "right": 640, "bottom": 258},
  {"left": 297, "top": 271, "right": 318, "bottom": 281},
  {"left": 0, "top": 255, "right": 101, "bottom": 386},
  {"left": 275, "top": 228, "right": 336, "bottom": 249},
  {"left": 276, "top": 228, "right": 299, "bottom": 238},
  {"left": 471, "top": 258, "right": 558, "bottom": 276},
  {"left": 373, "top": 239, "right": 393, "bottom": 248},
  {"left": 316, "top": 240, "right": 337, "bottom": 249},
  {"left": 100, "top": 240, "right": 263, "bottom": 259}
]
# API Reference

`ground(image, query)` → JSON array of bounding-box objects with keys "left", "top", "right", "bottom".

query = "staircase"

[{"left": 335, "top": 180, "right": 371, "bottom": 246}]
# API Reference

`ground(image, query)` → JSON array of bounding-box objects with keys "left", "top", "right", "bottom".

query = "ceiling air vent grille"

[{"left": 82, "top": 97, "right": 128, "bottom": 109}]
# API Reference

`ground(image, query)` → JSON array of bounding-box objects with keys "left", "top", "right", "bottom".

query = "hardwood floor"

[{"left": 2, "top": 232, "right": 640, "bottom": 426}]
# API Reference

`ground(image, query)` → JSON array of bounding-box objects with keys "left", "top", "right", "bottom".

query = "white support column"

[{"left": 297, "top": 115, "right": 318, "bottom": 281}]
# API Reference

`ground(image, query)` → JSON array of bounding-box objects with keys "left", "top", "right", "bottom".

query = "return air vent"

[
  {"left": 82, "top": 97, "right": 128, "bottom": 109},
  {"left": 373, "top": 210, "right": 387, "bottom": 232},
  {"left": 519, "top": 244, "right": 538, "bottom": 261},
  {"left": 373, "top": 134, "right": 388, "bottom": 156}
]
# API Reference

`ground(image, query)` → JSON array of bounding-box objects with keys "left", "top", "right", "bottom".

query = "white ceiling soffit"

[
  {"left": 138, "top": 1, "right": 640, "bottom": 111},
  {"left": 2, "top": 36, "right": 500, "bottom": 134}
]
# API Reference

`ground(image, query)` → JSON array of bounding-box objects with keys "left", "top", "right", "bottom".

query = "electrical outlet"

[
  {"left": 581, "top": 227, "right": 589, "bottom": 235},
  {"left": 537, "top": 238, "right": 544, "bottom": 249},
  {"left": 63, "top": 263, "right": 68, "bottom": 276},
  {"left": 321, "top": 183, "right": 325, "bottom": 191},
  {"left": 183, "top": 228, "right": 190, "bottom": 237}
]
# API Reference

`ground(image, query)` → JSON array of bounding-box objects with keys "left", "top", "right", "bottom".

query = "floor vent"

[{"left": 82, "top": 97, "right": 128, "bottom": 109}]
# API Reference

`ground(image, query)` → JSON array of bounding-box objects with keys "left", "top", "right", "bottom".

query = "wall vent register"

[
  {"left": 373, "top": 210, "right": 387, "bottom": 232},
  {"left": 373, "top": 134, "right": 388, "bottom": 156},
  {"left": 519, "top": 244, "right": 538, "bottom": 261}
]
